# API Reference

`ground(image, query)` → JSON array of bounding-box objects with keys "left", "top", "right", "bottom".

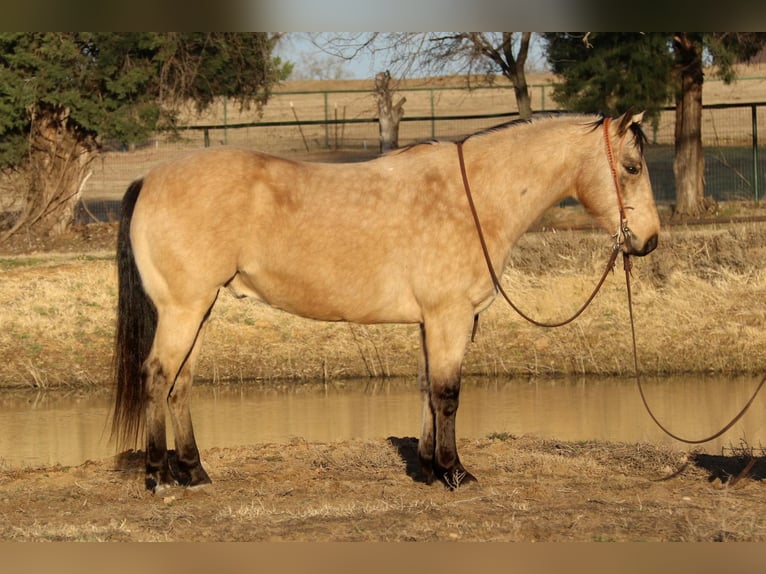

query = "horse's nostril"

[
  {"left": 645, "top": 234, "right": 658, "bottom": 254},
  {"left": 632, "top": 233, "right": 658, "bottom": 256},
  {"left": 627, "top": 233, "right": 658, "bottom": 256}
]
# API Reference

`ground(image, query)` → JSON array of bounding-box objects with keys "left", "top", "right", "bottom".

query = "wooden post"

[{"left": 374, "top": 71, "right": 406, "bottom": 153}]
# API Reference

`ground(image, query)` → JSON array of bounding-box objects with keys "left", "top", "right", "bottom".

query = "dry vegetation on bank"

[{"left": 3, "top": 208, "right": 766, "bottom": 390}]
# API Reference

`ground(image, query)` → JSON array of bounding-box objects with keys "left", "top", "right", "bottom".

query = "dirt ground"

[{"left": 1, "top": 434, "right": 765, "bottom": 542}]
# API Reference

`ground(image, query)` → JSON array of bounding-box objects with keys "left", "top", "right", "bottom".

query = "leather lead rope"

[
  {"left": 623, "top": 251, "right": 766, "bottom": 444},
  {"left": 456, "top": 139, "right": 619, "bottom": 329},
  {"left": 458, "top": 120, "right": 765, "bottom": 446},
  {"left": 608, "top": 121, "right": 765, "bottom": 445},
  {"left": 608, "top": 118, "right": 764, "bottom": 445}
]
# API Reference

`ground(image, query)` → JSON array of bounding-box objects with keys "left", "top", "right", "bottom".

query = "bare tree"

[
  {"left": 310, "top": 32, "right": 536, "bottom": 118},
  {"left": 463, "top": 32, "right": 533, "bottom": 118}
]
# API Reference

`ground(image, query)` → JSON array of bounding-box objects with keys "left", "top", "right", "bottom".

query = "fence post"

[
  {"left": 753, "top": 104, "right": 760, "bottom": 204},
  {"left": 430, "top": 89, "right": 436, "bottom": 139},
  {"left": 223, "top": 95, "right": 228, "bottom": 145},
  {"left": 324, "top": 92, "right": 329, "bottom": 149}
]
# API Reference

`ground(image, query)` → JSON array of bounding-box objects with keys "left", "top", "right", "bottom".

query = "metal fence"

[{"left": 79, "top": 92, "right": 766, "bottom": 222}]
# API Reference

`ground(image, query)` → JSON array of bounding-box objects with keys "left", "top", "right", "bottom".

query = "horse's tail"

[{"left": 111, "top": 178, "right": 156, "bottom": 450}]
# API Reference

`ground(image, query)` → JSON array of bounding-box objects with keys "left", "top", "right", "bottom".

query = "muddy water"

[{"left": 1, "top": 375, "right": 765, "bottom": 469}]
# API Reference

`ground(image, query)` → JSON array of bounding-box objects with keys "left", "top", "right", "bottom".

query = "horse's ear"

[{"left": 615, "top": 110, "right": 645, "bottom": 136}]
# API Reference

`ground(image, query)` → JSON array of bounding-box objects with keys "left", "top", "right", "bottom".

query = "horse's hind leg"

[
  {"left": 144, "top": 300, "right": 214, "bottom": 492},
  {"left": 418, "top": 309, "right": 477, "bottom": 489},
  {"left": 166, "top": 300, "right": 217, "bottom": 488}
]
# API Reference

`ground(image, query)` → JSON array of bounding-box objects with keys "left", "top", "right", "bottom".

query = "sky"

[
  {"left": 274, "top": 33, "right": 379, "bottom": 80},
  {"left": 274, "top": 33, "right": 550, "bottom": 81}
]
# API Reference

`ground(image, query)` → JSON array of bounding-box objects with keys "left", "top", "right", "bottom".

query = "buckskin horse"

[{"left": 112, "top": 111, "right": 660, "bottom": 492}]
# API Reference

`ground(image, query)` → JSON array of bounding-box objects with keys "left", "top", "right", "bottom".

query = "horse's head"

[{"left": 580, "top": 111, "right": 660, "bottom": 257}]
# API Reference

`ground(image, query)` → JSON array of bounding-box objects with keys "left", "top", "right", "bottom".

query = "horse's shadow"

[
  {"left": 387, "top": 436, "right": 429, "bottom": 484},
  {"left": 690, "top": 452, "right": 766, "bottom": 483}
]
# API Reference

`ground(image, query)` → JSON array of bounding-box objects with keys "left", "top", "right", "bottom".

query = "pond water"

[{"left": 1, "top": 375, "right": 764, "bottom": 469}]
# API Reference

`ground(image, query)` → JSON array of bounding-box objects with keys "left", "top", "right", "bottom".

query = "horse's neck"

[{"left": 474, "top": 120, "right": 595, "bottom": 243}]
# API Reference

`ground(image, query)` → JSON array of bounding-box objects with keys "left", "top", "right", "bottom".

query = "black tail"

[{"left": 111, "top": 179, "right": 157, "bottom": 450}]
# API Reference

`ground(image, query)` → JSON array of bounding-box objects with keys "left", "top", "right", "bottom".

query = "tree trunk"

[
  {"left": 672, "top": 34, "right": 711, "bottom": 218},
  {"left": 512, "top": 73, "right": 533, "bottom": 119},
  {"left": 505, "top": 32, "right": 533, "bottom": 119},
  {"left": 2, "top": 105, "right": 96, "bottom": 239},
  {"left": 374, "top": 71, "right": 406, "bottom": 153},
  {"left": 470, "top": 32, "right": 533, "bottom": 119}
]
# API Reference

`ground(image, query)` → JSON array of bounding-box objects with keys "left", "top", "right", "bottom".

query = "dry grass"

[
  {"left": 0, "top": 253, "right": 116, "bottom": 389},
  {"left": 3, "top": 219, "right": 766, "bottom": 388}
]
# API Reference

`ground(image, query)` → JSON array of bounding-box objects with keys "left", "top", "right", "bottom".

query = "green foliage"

[
  {"left": 0, "top": 32, "right": 291, "bottom": 168},
  {"left": 705, "top": 32, "right": 766, "bottom": 83},
  {"left": 542, "top": 33, "right": 675, "bottom": 125},
  {"left": 542, "top": 32, "right": 766, "bottom": 123}
]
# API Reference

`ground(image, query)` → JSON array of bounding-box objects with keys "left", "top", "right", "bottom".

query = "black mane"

[
  {"left": 587, "top": 113, "right": 648, "bottom": 155},
  {"left": 391, "top": 111, "right": 646, "bottom": 155}
]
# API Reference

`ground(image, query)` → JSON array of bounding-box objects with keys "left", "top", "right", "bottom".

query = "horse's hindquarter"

[{"left": 133, "top": 147, "right": 488, "bottom": 324}]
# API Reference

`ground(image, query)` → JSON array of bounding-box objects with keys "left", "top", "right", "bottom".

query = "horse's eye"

[{"left": 624, "top": 164, "right": 641, "bottom": 175}]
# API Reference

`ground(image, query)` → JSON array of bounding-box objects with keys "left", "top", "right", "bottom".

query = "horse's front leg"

[
  {"left": 418, "top": 311, "right": 477, "bottom": 489},
  {"left": 417, "top": 324, "right": 436, "bottom": 485}
]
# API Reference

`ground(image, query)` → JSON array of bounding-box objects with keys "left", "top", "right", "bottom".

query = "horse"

[{"left": 112, "top": 111, "right": 660, "bottom": 493}]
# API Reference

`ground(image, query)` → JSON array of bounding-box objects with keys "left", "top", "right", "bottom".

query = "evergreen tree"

[
  {"left": 0, "top": 32, "right": 291, "bottom": 238},
  {"left": 542, "top": 33, "right": 674, "bottom": 129}
]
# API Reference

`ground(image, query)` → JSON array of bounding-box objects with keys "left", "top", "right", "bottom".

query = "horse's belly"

[{"left": 227, "top": 268, "right": 421, "bottom": 324}]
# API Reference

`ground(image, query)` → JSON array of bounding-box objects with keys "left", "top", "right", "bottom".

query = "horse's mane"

[
  {"left": 586, "top": 113, "right": 648, "bottom": 155},
  {"left": 387, "top": 115, "right": 541, "bottom": 156},
  {"left": 387, "top": 111, "right": 647, "bottom": 156},
  {"left": 459, "top": 115, "right": 536, "bottom": 142},
  {"left": 465, "top": 111, "right": 648, "bottom": 155}
]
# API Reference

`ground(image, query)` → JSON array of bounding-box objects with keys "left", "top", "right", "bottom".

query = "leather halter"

[{"left": 602, "top": 117, "right": 631, "bottom": 249}]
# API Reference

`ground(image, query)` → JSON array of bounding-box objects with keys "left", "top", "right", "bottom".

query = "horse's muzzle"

[{"left": 624, "top": 233, "right": 658, "bottom": 257}]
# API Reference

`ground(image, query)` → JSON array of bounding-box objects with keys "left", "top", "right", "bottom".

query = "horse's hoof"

[
  {"left": 169, "top": 458, "right": 211, "bottom": 488},
  {"left": 188, "top": 481, "right": 213, "bottom": 493},
  {"left": 146, "top": 479, "right": 177, "bottom": 494}
]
